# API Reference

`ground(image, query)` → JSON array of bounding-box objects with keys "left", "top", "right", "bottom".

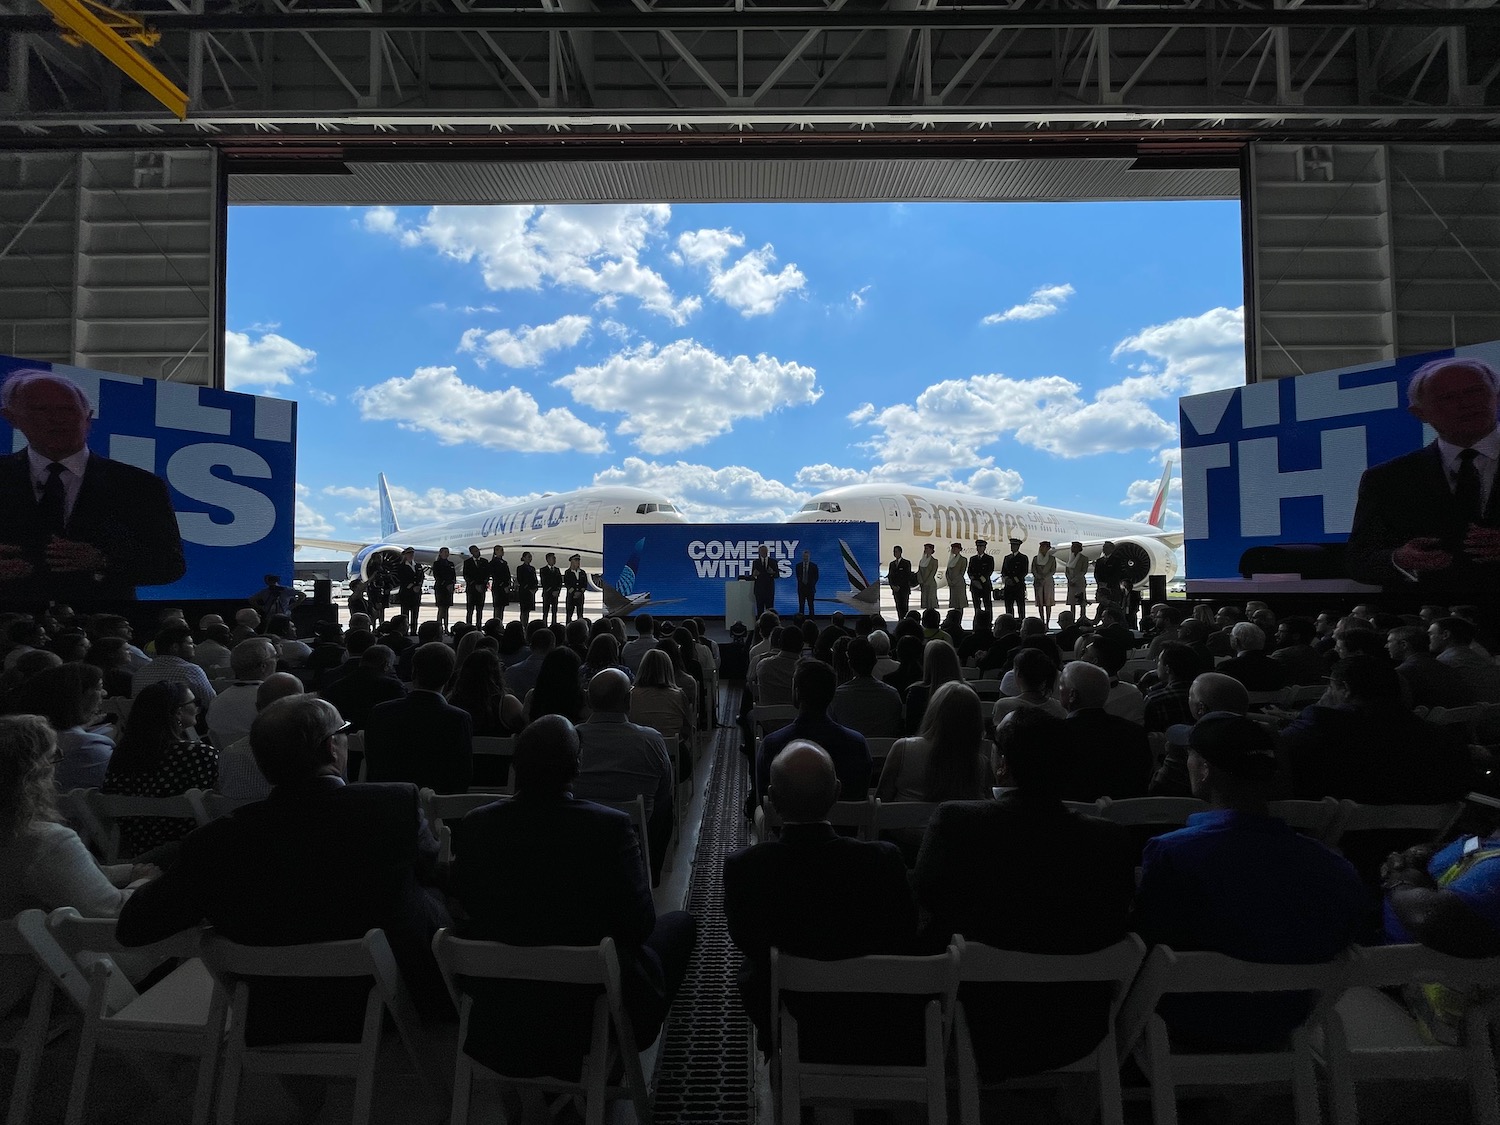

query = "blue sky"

[{"left": 225, "top": 200, "right": 1246, "bottom": 563}]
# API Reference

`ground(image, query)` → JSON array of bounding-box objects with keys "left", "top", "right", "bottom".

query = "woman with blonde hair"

[
  {"left": 878, "top": 681, "right": 991, "bottom": 804},
  {"left": 0, "top": 715, "right": 156, "bottom": 1014},
  {"left": 630, "top": 649, "right": 694, "bottom": 746},
  {"left": 902, "top": 638, "right": 964, "bottom": 734}
]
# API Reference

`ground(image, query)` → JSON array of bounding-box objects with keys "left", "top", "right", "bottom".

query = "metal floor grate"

[{"left": 651, "top": 686, "right": 754, "bottom": 1124}]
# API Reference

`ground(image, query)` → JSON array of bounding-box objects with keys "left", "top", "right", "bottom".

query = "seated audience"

[
  {"left": 1269, "top": 617, "right": 1325, "bottom": 686},
  {"left": 883, "top": 635, "right": 926, "bottom": 697},
  {"left": 452, "top": 715, "right": 696, "bottom": 1077},
  {"left": 206, "top": 637, "right": 277, "bottom": 750},
  {"left": 318, "top": 643, "right": 405, "bottom": 732},
  {"left": 901, "top": 639, "right": 964, "bottom": 735},
  {"left": 1431, "top": 616, "right": 1500, "bottom": 703},
  {"left": 505, "top": 626, "right": 552, "bottom": 702},
  {"left": 118, "top": 694, "right": 452, "bottom": 1043},
  {"left": 315, "top": 628, "right": 373, "bottom": 691},
  {"left": 1133, "top": 713, "right": 1366, "bottom": 1050},
  {"left": 365, "top": 642, "right": 473, "bottom": 794},
  {"left": 1148, "top": 671, "right": 1250, "bottom": 798},
  {"left": 193, "top": 622, "right": 234, "bottom": 681},
  {"left": 756, "top": 660, "right": 870, "bottom": 805},
  {"left": 828, "top": 637, "right": 904, "bottom": 739},
  {"left": 445, "top": 648, "right": 524, "bottom": 737},
  {"left": 868, "top": 629, "right": 899, "bottom": 680},
  {"left": 1079, "top": 636, "right": 1146, "bottom": 725},
  {"left": 990, "top": 648, "right": 1066, "bottom": 730},
  {"left": 877, "top": 681, "right": 990, "bottom": 804},
  {"left": 1219, "top": 622, "right": 1288, "bottom": 693},
  {"left": 1058, "top": 661, "right": 1151, "bottom": 801},
  {"left": 102, "top": 681, "right": 218, "bottom": 856},
  {"left": 1142, "top": 643, "right": 1200, "bottom": 735},
  {"left": 913, "top": 708, "right": 1135, "bottom": 1078},
  {"left": 525, "top": 646, "right": 586, "bottom": 723},
  {"left": 87, "top": 636, "right": 136, "bottom": 699},
  {"left": 621, "top": 614, "right": 656, "bottom": 675},
  {"left": 725, "top": 740, "right": 921, "bottom": 1057},
  {"left": 216, "top": 672, "right": 303, "bottom": 801},
  {"left": 11, "top": 661, "right": 113, "bottom": 789},
  {"left": 1280, "top": 655, "right": 1473, "bottom": 805},
  {"left": 751, "top": 627, "right": 802, "bottom": 707},
  {"left": 630, "top": 649, "right": 694, "bottom": 748}
]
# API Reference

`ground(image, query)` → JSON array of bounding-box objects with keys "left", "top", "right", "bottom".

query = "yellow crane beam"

[{"left": 38, "top": 0, "right": 187, "bottom": 120}]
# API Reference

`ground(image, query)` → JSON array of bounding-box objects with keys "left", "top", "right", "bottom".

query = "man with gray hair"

[
  {"left": 574, "top": 669, "right": 674, "bottom": 883},
  {"left": 0, "top": 368, "right": 185, "bottom": 608},
  {"left": 206, "top": 636, "right": 279, "bottom": 749},
  {"left": 1348, "top": 356, "right": 1500, "bottom": 609},
  {"left": 216, "top": 671, "right": 305, "bottom": 800},
  {"left": 1219, "top": 621, "right": 1288, "bottom": 693},
  {"left": 118, "top": 692, "right": 452, "bottom": 1043},
  {"left": 1150, "top": 671, "right": 1251, "bottom": 797},
  {"left": 1058, "top": 660, "right": 1151, "bottom": 800}
]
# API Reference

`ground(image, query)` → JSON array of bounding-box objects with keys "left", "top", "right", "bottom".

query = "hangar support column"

[
  {"left": 0, "top": 147, "right": 222, "bottom": 387},
  {"left": 1247, "top": 142, "right": 1500, "bottom": 382}
]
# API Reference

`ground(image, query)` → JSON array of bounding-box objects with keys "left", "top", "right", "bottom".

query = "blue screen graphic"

[
  {"left": 1, "top": 354, "right": 297, "bottom": 601},
  {"left": 1179, "top": 340, "right": 1500, "bottom": 580},
  {"left": 602, "top": 522, "right": 882, "bottom": 617}
]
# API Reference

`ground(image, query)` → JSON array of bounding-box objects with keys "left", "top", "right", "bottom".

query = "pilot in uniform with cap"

[
  {"left": 563, "top": 553, "right": 588, "bottom": 623},
  {"left": 967, "top": 539, "right": 995, "bottom": 616}
]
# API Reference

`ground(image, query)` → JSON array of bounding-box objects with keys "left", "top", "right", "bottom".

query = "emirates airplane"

[
  {"left": 296, "top": 473, "right": 687, "bottom": 589},
  {"left": 787, "top": 462, "right": 1181, "bottom": 592}
]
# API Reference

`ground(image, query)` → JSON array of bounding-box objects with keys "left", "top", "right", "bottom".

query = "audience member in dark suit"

[
  {"left": 116, "top": 693, "right": 451, "bottom": 1045},
  {"left": 756, "top": 659, "right": 870, "bottom": 806},
  {"left": 1386, "top": 624, "right": 1474, "bottom": 709},
  {"left": 1058, "top": 661, "right": 1151, "bottom": 800},
  {"left": 1280, "top": 656, "right": 1473, "bottom": 806},
  {"left": 725, "top": 740, "right": 922, "bottom": 1060},
  {"left": 0, "top": 369, "right": 185, "bottom": 609},
  {"left": 365, "top": 642, "right": 473, "bottom": 793},
  {"left": 1090, "top": 606, "right": 1137, "bottom": 662},
  {"left": 913, "top": 708, "right": 1135, "bottom": 1079},
  {"left": 1218, "top": 622, "right": 1288, "bottom": 693},
  {"left": 452, "top": 716, "right": 697, "bottom": 1077},
  {"left": 1269, "top": 617, "right": 1327, "bottom": 687},
  {"left": 318, "top": 643, "right": 405, "bottom": 732}
]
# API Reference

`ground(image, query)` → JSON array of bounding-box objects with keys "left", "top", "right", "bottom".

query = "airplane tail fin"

[
  {"left": 839, "top": 538, "right": 871, "bottom": 592},
  {"left": 601, "top": 582, "right": 630, "bottom": 614},
  {"left": 377, "top": 473, "right": 401, "bottom": 538},
  {"left": 835, "top": 539, "right": 881, "bottom": 608},
  {"left": 1148, "top": 460, "right": 1173, "bottom": 528}
]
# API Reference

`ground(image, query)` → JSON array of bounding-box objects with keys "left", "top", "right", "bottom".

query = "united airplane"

[
  {"left": 788, "top": 462, "right": 1181, "bottom": 587},
  {"left": 296, "top": 474, "right": 688, "bottom": 587}
]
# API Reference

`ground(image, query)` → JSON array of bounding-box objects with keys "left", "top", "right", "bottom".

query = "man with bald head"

[
  {"left": 453, "top": 715, "right": 696, "bottom": 1077},
  {"left": 1149, "top": 671, "right": 1251, "bottom": 797},
  {"left": 574, "top": 668, "right": 674, "bottom": 882},
  {"left": 725, "top": 740, "right": 920, "bottom": 1052},
  {"left": 0, "top": 368, "right": 185, "bottom": 608}
]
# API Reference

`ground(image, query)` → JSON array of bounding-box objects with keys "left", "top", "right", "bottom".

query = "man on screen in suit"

[
  {"left": 0, "top": 369, "right": 184, "bottom": 609},
  {"left": 795, "top": 549, "right": 819, "bottom": 619},
  {"left": 1347, "top": 357, "right": 1500, "bottom": 613}
]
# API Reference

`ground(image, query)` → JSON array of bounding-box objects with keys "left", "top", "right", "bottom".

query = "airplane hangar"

[{"left": 0, "top": 3, "right": 1497, "bottom": 396}]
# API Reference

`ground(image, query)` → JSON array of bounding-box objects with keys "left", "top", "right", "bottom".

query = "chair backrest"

[
  {"left": 85, "top": 790, "right": 202, "bottom": 862},
  {"left": 201, "top": 927, "right": 389, "bottom": 981},
  {"left": 1245, "top": 690, "right": 1284, "bottom": 709},
  {"left": 587, "top": 795, "right": 651, "bottom": 876},
  {"left": 193, "top": 789, "right": 258, "bottom": 824},
  {"left": 751, "top": 705, "right": 799, "bottom": 736},
  {"left": 956, "top": 933, "right": 1146, "bottom": 986},
  {"left": 100, "top": 696, "right": 133, "bottom": 723},
  {"left": 471, "top": 735, "right": 515, "bottom": 757},
  {"left": 773, "top": 945, "right": 961, "bottom": 1000},
  {"left": 12, "top": 909, "right": 93, "bottom": 1013},
  {"left": 866, "top": 737, "right": 899, "bottom": 759},
  {"left": 1427, "top": 706, "right": 1484, "bottom": 728},
  {"left": 969, "top": 680, "right": 1005, "bottom": 701},
  {"left": 1350, "top": 942, "right": 1500, "bottom": 994},
  {"left": 1119, "top": 659, "right": 1154, "bottom": 685},
  {"left": 1095, "top": 796, "right": 1209, "bottom": 828},
  {"left": 44, "top": 908, "right": 205, "bottom": 1015},
  {"left": 419, "top": 787, "right": 510, "bottom": 829},
  {"left": 961, "top": 666, "right": 981, "bottom": 681},
  {"left": 1336, "top": 800, "right": 1463, "bottom": 839},
  {"left": 1282, "top": 685, "right": 1326, "bottom": 707},
  {"left": 760, "top": 795, "right": 875, "bottom": 839},
  {"left": 1267, "top": 797, "right": 1344, "bottom": 844},
  {"left": 872, "top": 799, "right": 943, "bottom": 833}
]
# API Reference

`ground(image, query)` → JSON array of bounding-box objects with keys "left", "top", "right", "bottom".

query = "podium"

[{"left": 725, "top": 581, "right": 757, "bottom": 631}]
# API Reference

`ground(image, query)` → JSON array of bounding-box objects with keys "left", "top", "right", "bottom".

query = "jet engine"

[
  {"left": 1106, "top": 536, "right": 1180, "bottom": 586},
  {"left": 347, "top": 543, "right": 406, "bottom": 600}
]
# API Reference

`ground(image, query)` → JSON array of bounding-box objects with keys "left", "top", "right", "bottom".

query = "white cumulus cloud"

[
  {"left": 322, "top": 482, "right": 538, "bottom": 535},
  {"left": 1112, "top": 305, "right": 1245, "bottom": 397},
  {"left": 556, "top": 340, "right": 820, "bottom": 454},
  {"left": 458, "top": 315, "right": 592, "bottom": 368},
  {"left": 982, "top": 283, "right": 1075, "bottom": 325},
  {"left": 593, "top": 458, "right": 806, "bottom": 522},
  {"left": 677, "top": 227, "right": 806, "bottom": 316},
  {"left": 294, "top": 482, "right": 335, "bottom": 538},
  {"left": 224, "top": 329, "right": 317, "bottom": 393},
  {"left": 352, "top": 365, "right": 609, "bottom": 454},
  {"left": 795, "top": 464, "right": 875, "bottom": 490},
  {"left": 936, "top": 467, "right": 1026, "bottom": 498},
  {"left": 365, "top": 204, "right": 700, "bottom": 324}
]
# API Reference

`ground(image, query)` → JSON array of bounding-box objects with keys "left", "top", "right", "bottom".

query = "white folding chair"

[
  {"left": 190, "top": 789, "right": 259, "bottom": 824},
  {"left": 420, "top": 787, "right": 510, "bottom": 829},
  {"left": 28, "top": 908, "right": 223, "bottom": 1125},
  {"left": 1, "top": 912, "right": 69, "bottom": 1125},
  {"left": 953, "top": 934, "right": 1147, "bottom": 1125},
  {"left": 757, "top": 795, "right": 875, "bottom": 842},
  {"left": 969, "top": 680, "right": 1006, "bottom": 701},
  {"left": 1333, "top": 800, "right": 1463, "bottom": 843},
  {"left": 1321, "top": 942, "right": 1500, "bottom": 1125},
  {"left": 200, "top": 927, "right": 442, "bottom": 1125},
  {"left": 770, "top": 944, "right": 960, "bottom": 1125},
  {"left": 431, "top": 931, "right": 652, "bottom": 1125},
  {"left": 1095, "top": 797, "right": 1209, "bottom": 829},
  {"left": 871, "top": 799, "right": 943, "bottom": 835},
  {"left": 751, "top": 705, "right": 799, "bottom": 738},
  {"left": 1116, "top": 944, "right": 1351, "bottom": 1125},
  {"left": 1267, "top": 798, "right": 1345, "bottom": 845},
  {"left": 83, "top": 790, "right": 203, "bottom": 863}
]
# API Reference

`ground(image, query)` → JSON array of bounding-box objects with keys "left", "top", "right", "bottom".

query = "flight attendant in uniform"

[
  {"left": 916, "top": 542, "right": 940, "bottom": 611},
  {"left": 1030, "top": 539, "right": 1058, "bottom": 629},
  {"left": 489, "top": 546, "right": 511, "bottom": 625},
  {"left": 945, "top": 542, "right": 968, "bottom": 614},
  {"left": 539, "top": 552, "right": 563, "bottom": 626},
  {"left": 515, "top": 551, "right": 539, "bottom": 626},
  {"left": 563, "top": 553, "right": 588, "bottom": 622},
  {"left": 432, "top": 546, "right": 457, "bottom": 630},
  {"left": 1064, "top": 541, "right": 1090, "bottom": 623}
]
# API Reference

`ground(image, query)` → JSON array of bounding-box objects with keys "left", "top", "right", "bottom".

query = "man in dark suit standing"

[
  {"left": 514, "top": 551, "right": 538, "bottom": 626},
  {"left": 116, "top": 693, "right": 452, "bottom": 1044},
  {"left": 725, "top": 740, "right": 921, "bottom": 1053},
  {"left": 365, "top": 642, "right": 473, "bottom": 793},
  {"left": 0, "top": 369, "right": 184, "bottom": 610},
  {"left": 393, "top": 548, "right": 424, "bottom": 630},
  {"left": 452, "top": 715, "right": 697, "bottom": 1077},
  {"left": 967, "top": 539, "right": 995, "bottom": 616},
  {"left": 888, "top": 545, "right": 914, "bottom": 618},
  {"left": 999, "top": 538, "right": 1030, "bottom": 618},
  {"left": 794, "top": 549, "right": 819, "bottom": 619},
  {"left": 462, "top": 544, "right": 489, "bottom": 626},
  {"left": 539, "top": 551, "right": 563, "bottom": 626},
  {"left": 489, "top": 545, "right": 511, "bottom": 624},
  {"left": 1348, "top": 358, "right": 1500, "bottom": 612},
  {"left": 431, "top": 546, "right": 457, "bottom": 630},
  {"left": 751, "top": 544, "right": 777, "bottom": 617},
  {"left": 563, "top": 552, "right": 588, "bottom": 622}
]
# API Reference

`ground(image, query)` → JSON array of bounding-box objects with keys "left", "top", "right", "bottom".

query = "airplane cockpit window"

[
  {"left": 798, "top": 501, "right": 842, "bottom": 513},
  {"left": 636, "top": 503, "right": 658, "bottom": 514},
  {"left": 659, "top": 503, "right": 676, "bottom": 512}
]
